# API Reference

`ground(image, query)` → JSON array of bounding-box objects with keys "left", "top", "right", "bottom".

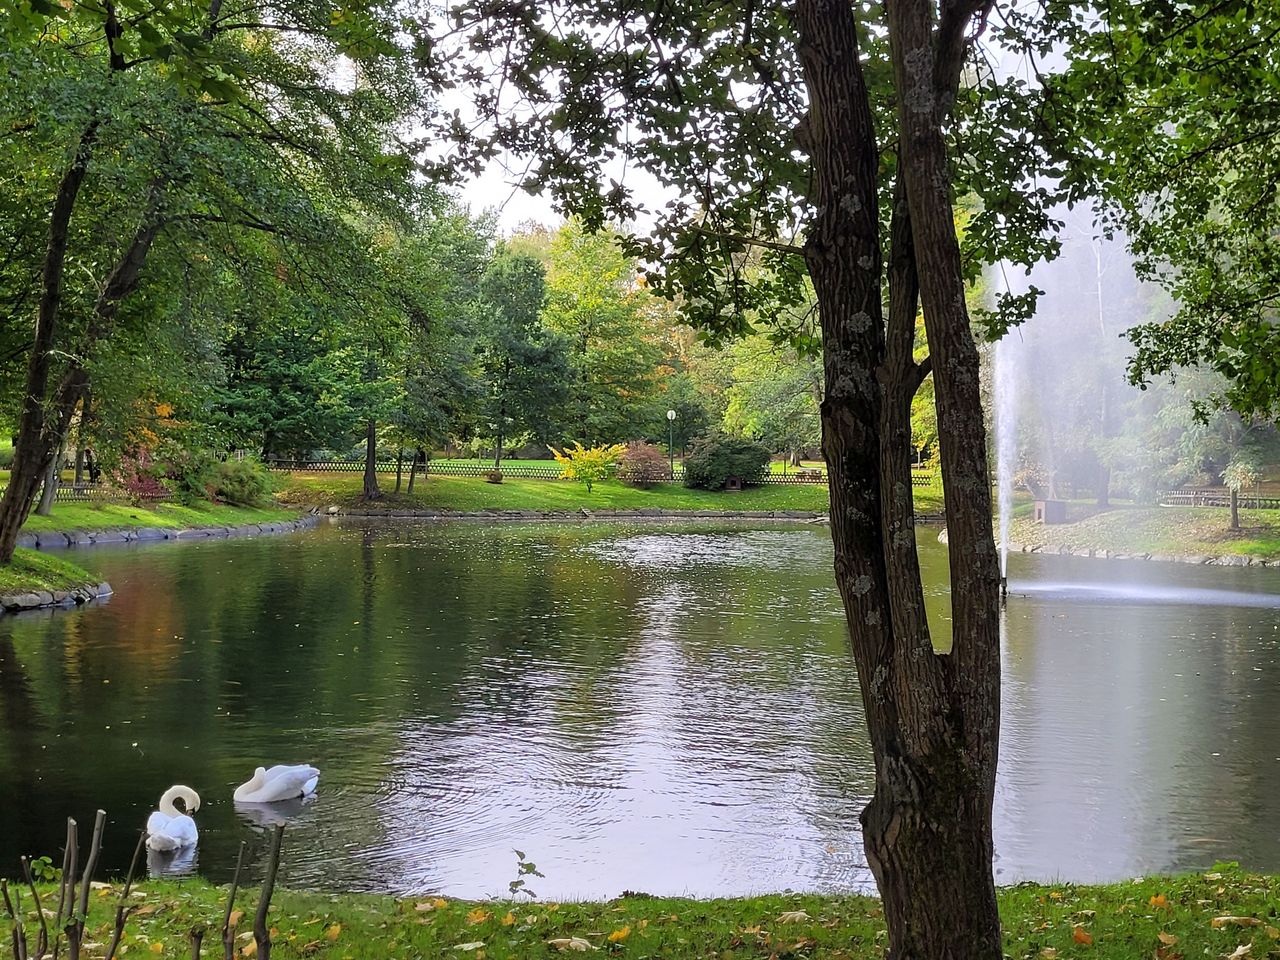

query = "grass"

[
  {"left": 277, "top": 470, "right": 948, "bottom": 516},
  {"left": 1008, "top": 499, "right": 1280, "bottom": 559},
  {"left": 18, "top": 500, "right": 300, "bottom": 535},
  {"left": 0, "top": 548, "right": 100, "bottom": 595},
  {"left": 6, "top": 863, "right": 1279, "bottom": 959}
]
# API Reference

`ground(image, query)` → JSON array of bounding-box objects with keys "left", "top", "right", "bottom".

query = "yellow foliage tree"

[{"left": 549, "top": 442, "right": 626, "bottom": 493}]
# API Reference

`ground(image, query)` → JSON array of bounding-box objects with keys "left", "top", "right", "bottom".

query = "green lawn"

[
  {"left": 1008, "top": 500, "right": 1280, "bottom": 559},
  {"left": 18, "top": 500, "right": 300, "bottom": 534},
  {"left": 277, "top": 470, "right": 948, "bottom": 516},
  {"left": 5, "top": 864, "right": 1277, "bottom": 960},
  {"left": 0, "top": 548, "right": 100, "bottom": 595}
]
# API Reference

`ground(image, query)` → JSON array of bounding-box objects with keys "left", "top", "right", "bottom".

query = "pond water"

[{"left": 1, "top": 520, "right": 1278, "bottom": 898}]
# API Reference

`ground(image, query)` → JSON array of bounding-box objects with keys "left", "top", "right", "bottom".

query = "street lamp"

[{"left": 666, "top": 409, "right": 676, "bottom": 478}]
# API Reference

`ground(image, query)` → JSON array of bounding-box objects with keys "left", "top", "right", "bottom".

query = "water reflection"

[{"left": 0, "top": 521, "right": 1276, "bottom": 897}]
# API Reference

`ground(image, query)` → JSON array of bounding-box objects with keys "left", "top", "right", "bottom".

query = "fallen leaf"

[
  {"left": 637, "top": 920, "right": 648, "bottom": 931},
  {"left": 324, "top": 923, "right": 342, "bottom": 941},
  {"left": 415, "top": 902, "right": 437, "bottom": 913},
  {"left": 777, "top": 911, "right": 810, "bottom": 924},
  {"left": 228, "top": 910, "right": 244, "bottom": 928},
  {"left": 1265, "top": 926, "right": 1280, "bottom": 939},
  {"left": 1158, "top": 931, "right": 1180, "bottom": 945},
  {"left": 1049, "top": 891, "right": 1063, "bottom": 900},
  {"left": 299, "top": 942, "right": 322, "bottom": 955},
  {"left": 434, "top": 898, "right": 449, "bottom": 909},
  {"left": 1073, "top": 925, "right": 1093, "bottom": 946},
  {"left": 466, "top": 908, "right": 490, "bottom": 925},
  {"left": 1039, "top": 949, "right": 1058, "bottom": 959},
  {"left": 1204, "top": 872, "right": 1223, "bottom": 880},
  {"left": 454, "top": 943, "right": 485, "bottom": 952},
  {"left": 1214, "top": 918, "right": 1263, "bottom": 929},
  {"left": 149, "top": 943, "right": 164, "bottom": 954},
  {"left": 547, "top": 937, "right": 594, "bottom": 952},
  {"left": 1223, "top": 945, "right": 1252, "bottom": 960},
  {"left": 607, "top": 925, "right": 631, "bottom": 943},
  {"left": 241, "top": 943, "right": 257, "bottom": 958},
  {"left": 500, "top": 912, "right": 516, "bottom": 927},
  {"left": 1155, "top": 948, "right": 1183, "bottom": 960},
  {"left": 1150, "top": 895, "right": 1170, "bottom": 909},
  {"left": 741, "top": 926, "right": 763, "bottom": 935}
]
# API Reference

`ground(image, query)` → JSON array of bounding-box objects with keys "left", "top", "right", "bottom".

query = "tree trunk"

[
  {"left": 1230, "top": 487, "right": 1240, "bottom": 530},
  {"left": 394, "top": 447, "right": 404, "bottom": 493},
  {"left": 407, "top": 448, "right": 421, "bottom": 494},
  {"left": 794, "top": 1, "right": 1002, "bottom": 957},
  {"left": 0, "top": 121, "right": 99, "bottom": 564},
  {"left": 35, "top": 440, "right": 63, "bottom": 516},
  {"left": 363, "top": 420, "right": 381, "bottom": 500},
  {"left": 1096, "top": 463, "right": 1111, "bottom": 508}
]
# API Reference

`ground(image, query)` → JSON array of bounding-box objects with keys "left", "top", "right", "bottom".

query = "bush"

[
  {"left": 617, "top": 441, "right": 670, "bottom": 488},
  {"left": 210, "top": 459, "right": 275, "bottom": 506},
  {"left": 550, "top": 442, "right": 626, "bottom": 493},
  {"left": 683, "top": 435, "right": 770, "bottom": 490},
  {"left": 116, "top": 450, "right": 170, "bottom": 501},
  {"left": 0, "top": 443, "right": 14, "bottom": 469},
  {"left": 165, "top": 451, "right": 219, "bottom": 505}
]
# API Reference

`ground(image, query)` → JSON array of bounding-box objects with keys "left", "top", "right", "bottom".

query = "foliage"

[
  {"left": 113, "top": 450, "right": 168, "bottom": 502},
  {"left": 722, "top": 335, "right": 822, "bottom": 462},
  {"left": 683, "top": 436, "right": 770, "bottom": 491},
  {"left": 550, "top": 442, "right": 625, "bottom": 493},
  {"left": 209, "top": 459, "right": 275, "bottom": 507},
  {"left": 617, "top": 441, "right": 670, "bottom": 489},
  {"left": 1019, "top": 2, "right": 1280, "bottom": 421}
]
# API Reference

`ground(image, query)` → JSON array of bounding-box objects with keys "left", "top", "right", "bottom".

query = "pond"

[{"left": 1, "top": 520, "right": 1278, "bottom": 898}]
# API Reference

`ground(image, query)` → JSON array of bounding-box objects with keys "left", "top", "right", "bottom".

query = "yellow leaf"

[
  {"left": 1159, "top": 931, "right": 1180, "bottom": 945},
  {"left": 1150, "top": 895, "right": 1169, "bottom": 909},
  {"left": 325, "top": 923, "right": 342, "bottom": 941},
  {"left": 149, "top": 943, "right": 164, "bottom": 954},
  {"left": 1265, "top": 926, "right": 1280, "bottom": 939},
  {"left": 501, "top": 912, "right": 516, "bottom": 927},
  {"left": 1049, "top": 891, "right": 1063, "bottom": 900},
  {"left": 637, "top": 920, "right": 648, "bottom": 930},
  {"left": 1040, "top": 949, "right": 1058, "bottom": 959},
  {"left": 433, "top": 898, "right": 449, "bottom": 909},
  {"left": 466, "top": 908, "right": 490, "bottom": 925},
  {"left": 1072, "top": 925, "right": 1093, "bottom": 946},
  {"left": 777, "top": 910, "right": 810, "bottom": 924},
  {"left": 607, "top": 925, "right": 630, "bottom": 943},
  {"left": 241, "top": 943, "right": 257, "bottom": 958},
  {"left": 741, "top": 926, "right": 762, "bottom": 935},
  {"left": 229, "top": 910, "right": 244, "bottom": 927},
  {"left": 1213, "top": 918, "right": 1263, "bottom": 929}
]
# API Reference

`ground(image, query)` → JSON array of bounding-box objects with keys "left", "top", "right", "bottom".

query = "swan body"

[
  {"left": 233, "top": 764, "right": 319, "bottom": 803},
  {"left": 146, "top": 785, "right": 200, "bottom": 852}
]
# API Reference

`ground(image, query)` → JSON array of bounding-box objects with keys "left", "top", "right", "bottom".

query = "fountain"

[{"left": 994, "top": 267, "right": 1018, "bottom": 601}]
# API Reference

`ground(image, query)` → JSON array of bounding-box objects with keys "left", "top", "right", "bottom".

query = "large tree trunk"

[
  {"left": 1230, "top": 487, "right": 1240, "bottom": 530},
  {"left": 35, "top": 439, "right": 64, "bottom": 516},
  {"left": 394, "top": 446, "right": 404, "bottom": 493},
  {"left": 795, "top": 1, "right": 1002, "bottom": 957},
  {"left": 363, "top": 420, "right": 381, "bottom": 500},
  {"left": 0, "top": 122, "right": 99, "bottom": 564}
]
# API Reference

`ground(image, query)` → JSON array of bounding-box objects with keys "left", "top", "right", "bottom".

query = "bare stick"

[
  {"left": 252, "top": 826, "right": 284, "bottom": 960},
  {"left": 74, "top": 811, "right": 105, "bottom": 926},
  {"left": 19, "top": 857, "right": 49, "bottom": 958},
  {"left": 3, "top": 879, "right": 28, "bottom": 960},
  {"left": 54, "top": 818, "right": 78, "bottom": 960},
  {"left": 221, "top": 842, "right": 246, "bottom": 960},
  {"left": 189, "top": 929, "right": 204, "bottom": 960},
  {"left": 103, "top": 831, "right": 145, "bottom": 960}
]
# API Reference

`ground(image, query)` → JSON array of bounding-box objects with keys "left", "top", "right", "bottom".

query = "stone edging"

[
  {"left": 1, "top": 514, "right": 320, "bottom": 616},
  {"left": 329, "top": 506, "right": 844, "bottom": 522},
  {"left": 14, "top": 513, "right": 320, "bottom": 551},
  {"left": 1002, "top": 540, "right": 1276, "bottom": 567}
]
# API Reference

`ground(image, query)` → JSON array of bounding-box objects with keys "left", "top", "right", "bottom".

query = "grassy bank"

[
  {"left": 276, "top": 470, "right": 948, "bottom": 517},
  {"left": 0, "top": 548, "right": 102, "bottom": 595},
  {"left": 6, "top": 865, "right": 1277, "bottom": 959},
  {"left": 18, "top": 500, "right": 300, "bottom": 535},
  {"left": 1009, "top": 500, "right": 1280, "bottom": 560}
]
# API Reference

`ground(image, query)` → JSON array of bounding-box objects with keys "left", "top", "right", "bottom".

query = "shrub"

[
  {"left": 115, "top": 449, "right": 169, "bottom": 501},
  {"left": 165, "top": 451, "right": 219, "bottom": 505},
  {"left": 683, "top": 435, "right": 770, "bottom": 490},
  {"left": 550, "top": 442, "right": 626, "bottom": 493},
  {"left": 617, "top": 441, "right": 669, "bottom": 488},
  {"left": 210, "top": 459, "right": 275, "bottom": 506},
  {"left": 485, "top": 469, "right": 504, "bottom": 484},
  {"left": 0, "top": 443, "right": 14, "bottom": 469}
]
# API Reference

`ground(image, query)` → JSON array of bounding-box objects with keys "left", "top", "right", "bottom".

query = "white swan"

[
  {"left": 145, "top": 785, "right": 200, "bottom": 852},
  {"left": 233, "top": 764, "right": 319, "bottom": 803}
]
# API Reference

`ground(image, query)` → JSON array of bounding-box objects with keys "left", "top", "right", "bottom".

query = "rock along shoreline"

[{"left": 0, "top": 513, "right": 321, "bottom": 615}]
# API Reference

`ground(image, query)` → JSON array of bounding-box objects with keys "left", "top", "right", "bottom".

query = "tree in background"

[
  {"left": 723, "top": 335, "right": 822, "bottom": 466},
  {"left": 478, "top": 248, "right": 571, "bottom": 467}
]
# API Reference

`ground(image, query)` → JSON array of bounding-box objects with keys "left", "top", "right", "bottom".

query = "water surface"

[{"left": 0, "top": 521, "right": 1277, "bottom": 897}]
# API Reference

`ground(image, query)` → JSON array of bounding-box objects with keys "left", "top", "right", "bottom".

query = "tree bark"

[
  {"left": 394, "top": 447, "right": 404, "bottom": 493},
  {"left": 1230, "top": 487, "right": 1240, "bottom": 530},
  {"left": 35, "top": 440, "right": 64, "bottom": 517},
  {"left": 363, "top": 420, "right": 381, "bottom": 500},
  {"left": 794, "top": 0, "right": 1002, "bottom": 957}
]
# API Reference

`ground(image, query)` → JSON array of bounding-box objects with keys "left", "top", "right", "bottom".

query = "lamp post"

[{"left": 666, "top": 409, "right": 676, "bottom": 479}]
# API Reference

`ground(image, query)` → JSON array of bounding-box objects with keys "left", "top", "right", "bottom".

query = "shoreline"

[{"left": 0, "top": 513, "right": 318, "bottom": 615}]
